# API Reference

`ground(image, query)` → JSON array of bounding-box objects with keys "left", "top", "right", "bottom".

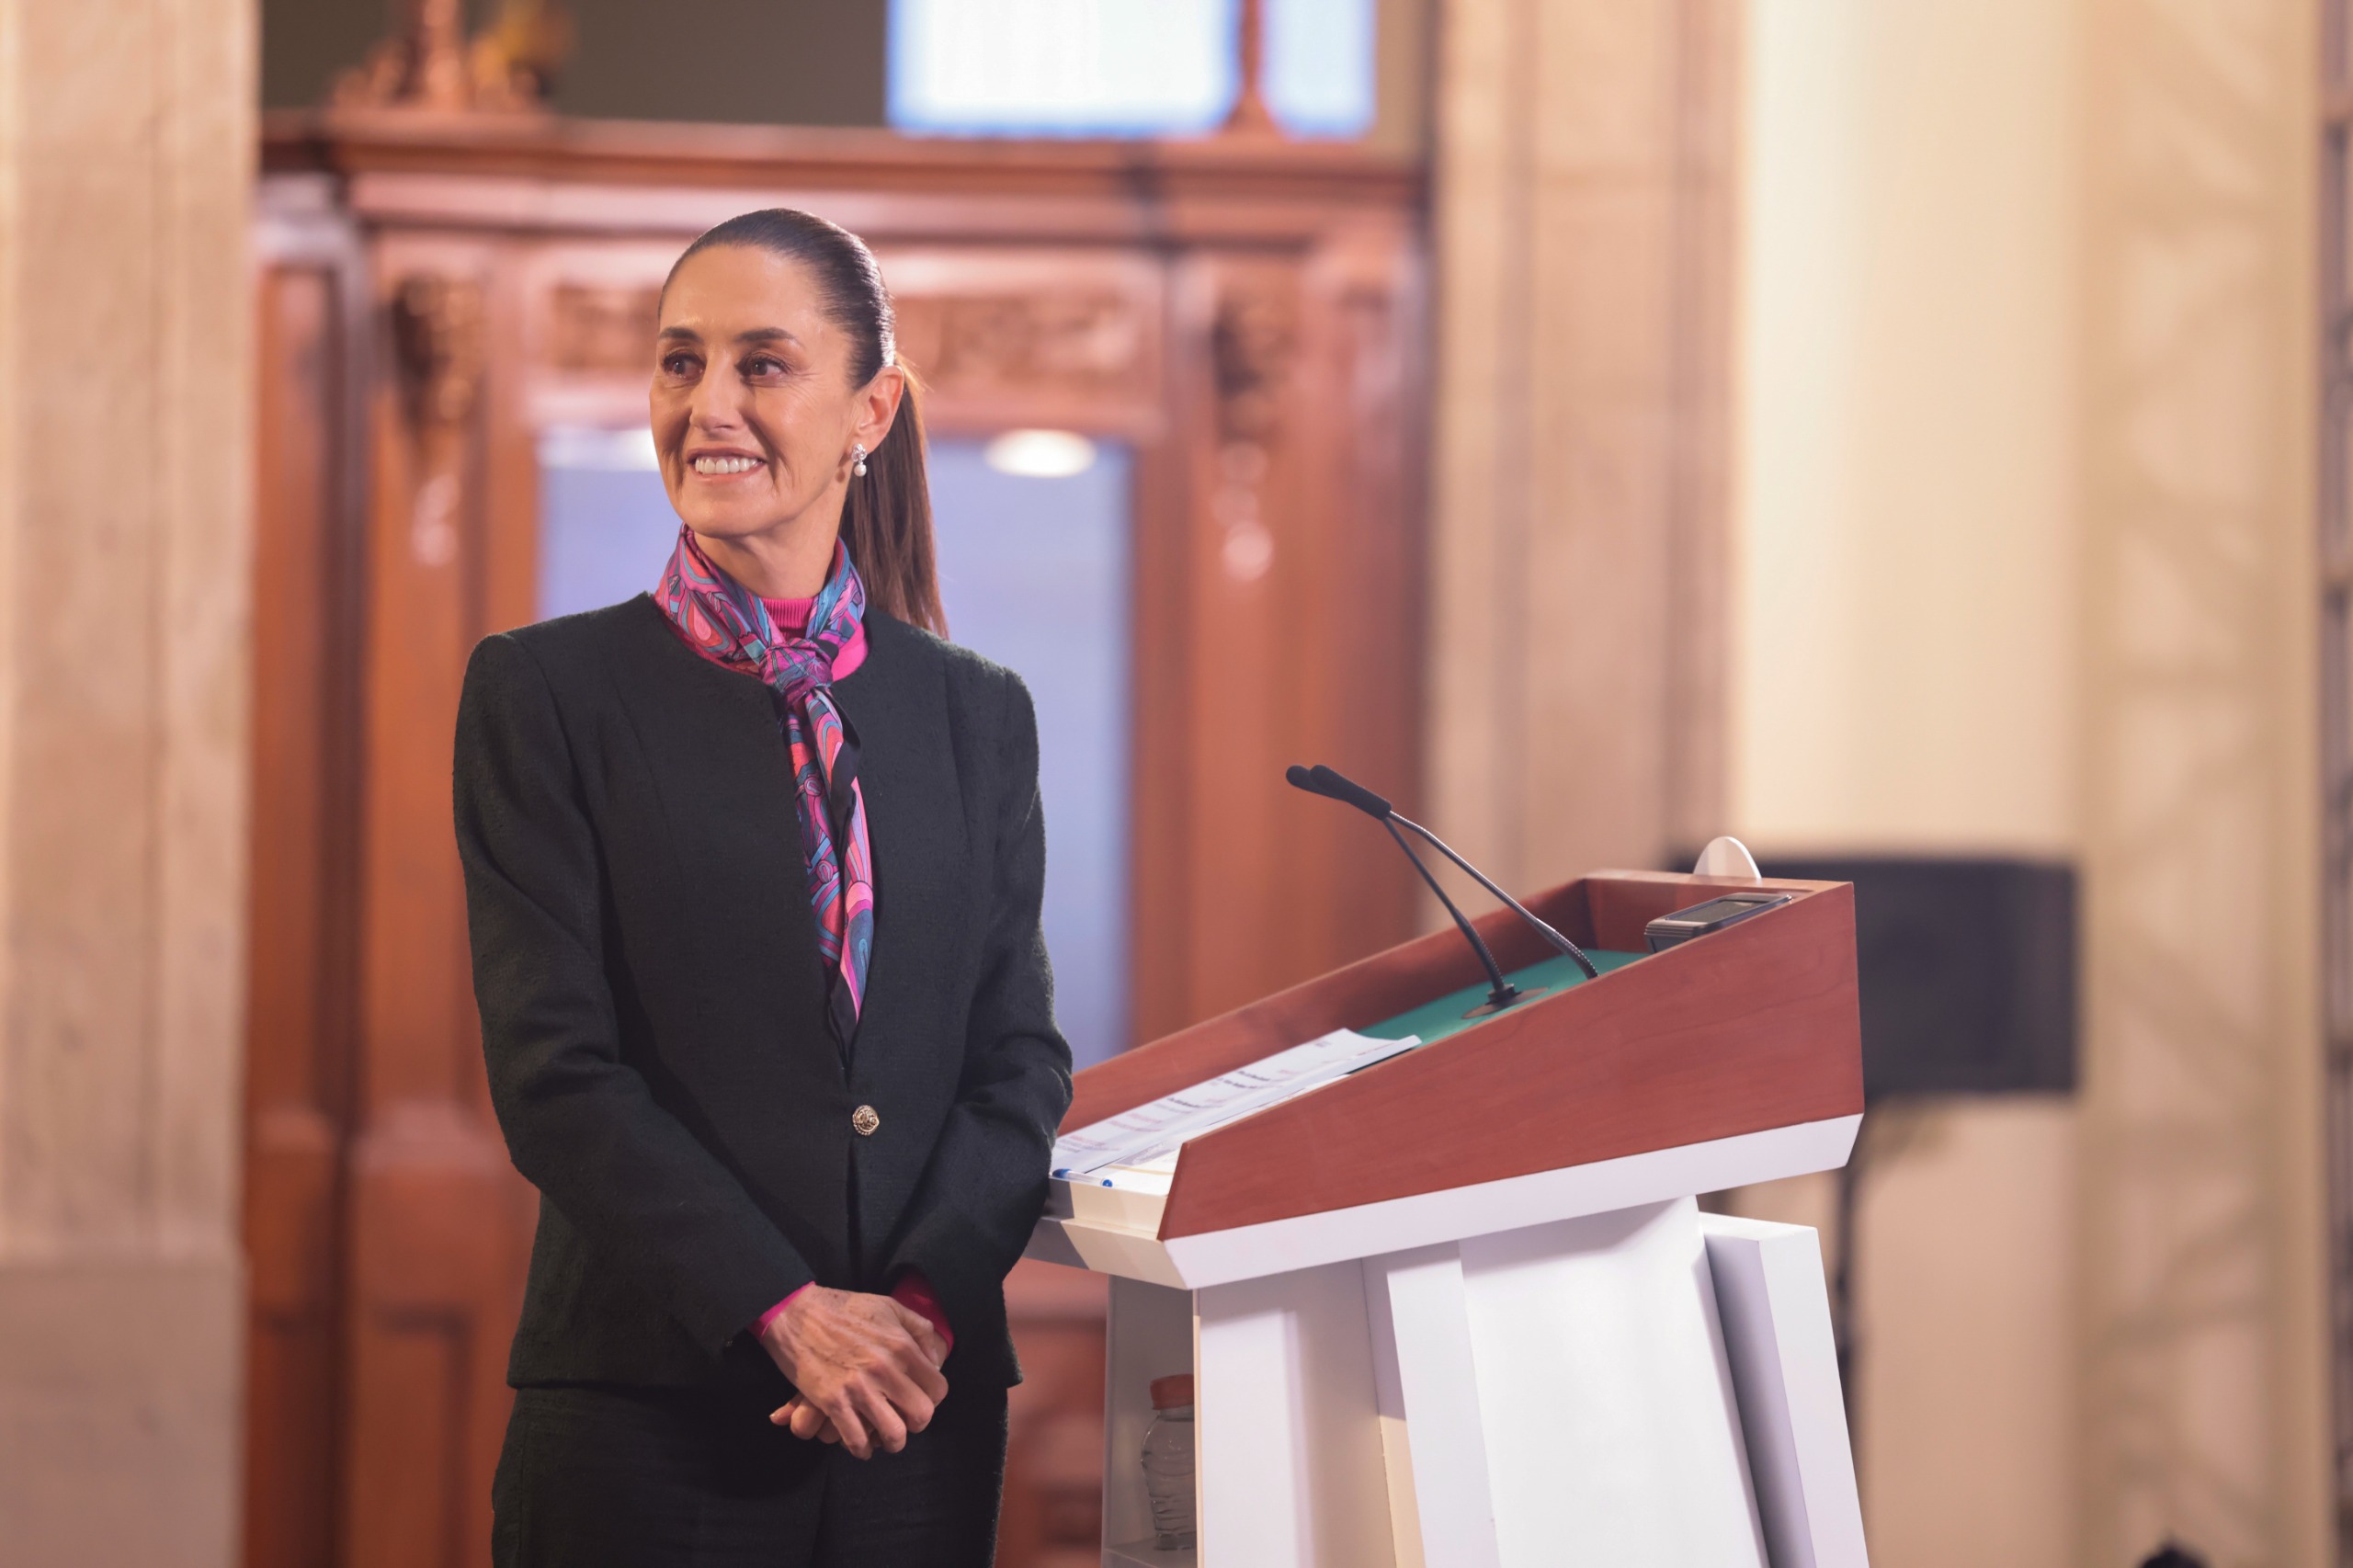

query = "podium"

[{"left": 1026, "top": 870, "right": 1870, "bottom": 1568}]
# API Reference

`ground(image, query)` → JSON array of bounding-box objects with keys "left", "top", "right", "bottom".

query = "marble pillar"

[
  {"left": 1724, "top": 0, "right": 2328, "bottom": 1561},
  {"left": 1427, "top": 0, "right": 1738, "bottom": 887},
  {"left": 1436, "top": 0, "right": 2331, "bottom": 1560},
  {"left": 0, "top": 0, "right": 256, "bottom": 1562},
  {"left": 2076, "top": 0, "right": 2329, "bottom": 1559}
]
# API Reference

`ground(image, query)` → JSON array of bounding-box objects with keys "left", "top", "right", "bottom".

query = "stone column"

[
  {"left": 1427, "top": 0, "right": 1738, "bottom": 886},
  {"left": 2075, "top": 0, "right": 2328, "bottom": 1560},
  {"left": 0, "top": 0, "right": 256, "bottom": 1562},
  {"left": 1717, "top": 0, "right": 2327, "bottom": 1561}
]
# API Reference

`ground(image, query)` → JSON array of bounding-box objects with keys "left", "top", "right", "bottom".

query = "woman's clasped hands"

[{"left": 758, "top": 1285, "right": 949, "bottom": 1460}]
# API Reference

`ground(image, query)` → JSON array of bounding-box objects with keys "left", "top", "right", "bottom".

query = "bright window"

[
  {"left": 930, "top": 435, "right": 1134, "bottom": 1067},
  {"left": 888, "top": 0, "right": 1375, "bottom": 139},
  {"left": 1264, "top": 0, "right": 1376, "bottom": 136}
]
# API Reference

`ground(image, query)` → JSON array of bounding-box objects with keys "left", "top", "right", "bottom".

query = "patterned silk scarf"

[{"left": 654, "top": 526, "right": 875, "bottom": 1045}]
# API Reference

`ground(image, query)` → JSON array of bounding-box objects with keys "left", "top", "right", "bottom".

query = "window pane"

[
  {"left": 536, "top": 426, "right": 1134, "bottom": 1066},
  {"left": 889, "top": 0, "right": 1376, "bottom": 140},
  {"left": 538, "top": 426, "right": 675, "bottom": 619},
  {"left": 930, "top": 436, "right": 1133, "bottom": 1067},
  {"left": 890, "top": 0, "right": 1236, "bottom": 137},
  {"left": 1266, "top": 0, "right": 1377, "bottom": 137}
]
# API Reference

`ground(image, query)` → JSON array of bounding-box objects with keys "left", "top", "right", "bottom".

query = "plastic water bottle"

[{"left": 1141, "top": 1373, "right": 1197, "bottom": 1550}]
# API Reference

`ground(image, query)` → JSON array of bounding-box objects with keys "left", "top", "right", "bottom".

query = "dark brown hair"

[{"left": 665, "top": 209, "right": 946, "bottom": 636}]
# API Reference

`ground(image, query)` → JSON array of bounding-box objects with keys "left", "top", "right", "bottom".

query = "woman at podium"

[{"left": 452, "top": 208, "right": 1073, "bottom": 1567}]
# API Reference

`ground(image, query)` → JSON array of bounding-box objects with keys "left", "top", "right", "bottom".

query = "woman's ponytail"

[{"left": 841, "top": 370, "right": 944, "bottom": 636}]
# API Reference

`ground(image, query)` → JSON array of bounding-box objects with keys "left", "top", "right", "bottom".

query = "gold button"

[{"left": 852, "top": 1105, "right": 881, "bottom": 1137}]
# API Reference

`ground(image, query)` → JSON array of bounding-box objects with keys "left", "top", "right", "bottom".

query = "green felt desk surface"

[{"left": 1359, "top": 949, "right": 1647, "bottom": 1050}]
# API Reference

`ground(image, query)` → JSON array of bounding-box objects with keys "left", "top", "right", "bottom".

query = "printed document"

[{"left": 1051, "top": 1028, "right": 1419, "bottom": 1177}]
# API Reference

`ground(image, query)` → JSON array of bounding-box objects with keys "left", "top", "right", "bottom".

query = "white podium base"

[{"left": 1093, "top": 1198, "right": 1866, "bottom": 1568}]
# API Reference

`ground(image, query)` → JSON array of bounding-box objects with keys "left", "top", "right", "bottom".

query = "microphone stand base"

[{"left": 1463, "top": 986, "right": 1549, "bottom": 1020}]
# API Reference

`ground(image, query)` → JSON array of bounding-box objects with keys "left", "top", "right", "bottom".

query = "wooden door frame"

[{"left": 244, "top": 174, "right": 373, "bottom": 1568}]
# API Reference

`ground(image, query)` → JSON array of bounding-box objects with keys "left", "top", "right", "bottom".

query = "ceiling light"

[
  {"left": 983, "top": 428, "right": 1097, "bottom": 479},
  {"left": 539, "top": 426, "right": 660, "bottom": 472}
]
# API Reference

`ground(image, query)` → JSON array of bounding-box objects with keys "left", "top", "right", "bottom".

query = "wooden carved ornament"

[
  {"left": 390, "top": 274, "right": 486, "bottom": 568},
  {"left": 891, "top": 291, "right": 1144, "bottom": 400},
  {"left": 332, "top": 0, "right": 572, "bottom": 113},
  {"left": 546, "top": 283, "right": 663, "bottom": 374},
  {"left": 1211, "top": 286, "right": 1296, "bottom": 584}
]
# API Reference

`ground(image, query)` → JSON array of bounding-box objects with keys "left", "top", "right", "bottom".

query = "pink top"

[
  {"left": 710, "top": 595, "right": 942, "bottom": 1353},
  {"left": 759, "top": 593, "right": 867, "bottom": 678}
]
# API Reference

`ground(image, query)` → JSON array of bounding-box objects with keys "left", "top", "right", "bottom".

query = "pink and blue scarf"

[{"left": 654, "top": 527, "right": 874, "bottom": 1044}]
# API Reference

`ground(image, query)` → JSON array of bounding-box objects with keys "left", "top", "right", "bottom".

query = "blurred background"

[{"left": 0, "top": 0, "right": 2338, "bottom": 1563}]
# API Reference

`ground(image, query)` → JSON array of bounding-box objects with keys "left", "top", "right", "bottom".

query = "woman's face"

[{"left": 650, "top": 244, "right": 894, "bottom": 551}]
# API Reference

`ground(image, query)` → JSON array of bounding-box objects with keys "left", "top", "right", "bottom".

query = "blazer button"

[{"left": 851, "top": 1105, "right": 881, "bottom": 1137}]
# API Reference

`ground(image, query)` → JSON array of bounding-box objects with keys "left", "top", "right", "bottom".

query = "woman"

[{"left": 454, "top": 208, "right": 1073, "bottom": 1566}]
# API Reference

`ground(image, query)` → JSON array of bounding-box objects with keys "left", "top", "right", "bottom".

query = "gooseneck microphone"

[
  {"left": 1286, "top": 764, "right": 1601, "bottom": 992},
  {"left": 1286, "top": 764, "right": 1520, "bottom": 1013}
]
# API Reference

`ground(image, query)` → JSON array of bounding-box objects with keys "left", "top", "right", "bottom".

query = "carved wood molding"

[
  {"left": 1211, "top": 286, "right": 1296, "bottom": 444},
  {"left": 261, "top": 116, "right": 1423, "bottom": 239},
  {"left": 894, "top": 291, "right": 1147, "bottom": 401},
  {"left": 532, "top": 281, "right": 1155, "bottom": 420},
  {"left": 392, "top": 274, "right": 486, "bottom": 429},
  {"left": 545, "top": 282, "right": 660, "bottom": 373},
  {"left": 390, "top": 273, "right": 484, "bottom": 570},
  {"left": 332, "top": 0, "right": 570, "bottom": 114},
  {"left": 1208, "top": 282, "right": 1297, "bottom": 585}
]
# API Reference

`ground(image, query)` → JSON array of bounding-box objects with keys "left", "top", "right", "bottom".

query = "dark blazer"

[{"left": 453, "top": 593, "right": 1073, "bottom": 1398}]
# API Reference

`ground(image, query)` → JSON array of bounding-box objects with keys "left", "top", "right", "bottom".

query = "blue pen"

[{"left": 1052, "top": 1167, "right": 1115, "bottom": 1187}]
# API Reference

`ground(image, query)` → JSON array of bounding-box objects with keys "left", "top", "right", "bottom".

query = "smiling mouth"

[{"left": 689, "top": 455, "right": 764, "bottom": 476}]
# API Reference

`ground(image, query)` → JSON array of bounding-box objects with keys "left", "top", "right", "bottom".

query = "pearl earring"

[{"left": 851, "top": 444, "right": 869, "bottom": 478}]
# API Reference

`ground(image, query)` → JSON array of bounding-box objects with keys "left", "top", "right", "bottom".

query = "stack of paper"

[{"left": 1051, "top": 1028, "right": 1420, "bottom": 1178}]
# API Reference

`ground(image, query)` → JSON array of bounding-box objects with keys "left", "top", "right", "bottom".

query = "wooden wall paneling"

[
  {"left": 507, "top": 239, "right": 1174, "bottom": 444},
  {"left": 1165, "top": 248, "right": 1302, "bottom": 1027},
  {"left": 261, "top": 113, "right": 1425, "bottom": 237},
  {"left": 481, "top": 240, "right": 544, "bottom": 637},
  {"left": 1279, "top": 219, "right": 1426, "bottom": 981},
  {"left": 1138, "top": 233, "right": 1426, "bottom": 1036},
  {"left": 995, "top": 1260, "right": 1114, "bottom": 1566},
  {"left": 248, "top": 130, "right": 1429, "bottom": 1566},
  {"left": 881, "top": 247, "right": 1165, "bottom": 441},
  {"left": 519, "top": 237, "right": 686, "bottom": 434},
  {"left": 1124, "top": 256, "right": 1199, "bottom": 1046},
  {"left": 1256, "top": 242, "right": 1358, "bottom": 1002},
  {"left": 339, "top": 233, "right": 535, "bottom": 1568},
  {"left": 458, "top": 233, "right": 543, "bottom": 1548},
  {"left": 245, "top": 193, "right": 370, "bottom": 1568}
]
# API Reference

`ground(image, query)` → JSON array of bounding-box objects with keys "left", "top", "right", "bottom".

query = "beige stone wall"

[
  {"left": 1427, "top": 0, "right": 1737, "bottom": 885},
  {"left": 2074, "top": 1, "right": 2328, "bottom": 1558},
  {"left": 1433, "top": 0, "right": 2329, "bottom": 1558},
  {"left": 1729, "top": 6, "right": 2086, "bottom": 1555},
  {"left": 0, "top": 0, "right": 256, "bottom": 1562},
  {"left": 1370, "top": 0, "right": 1431, "bottom": 154},
  {"left": 1726, "top": 0, "right": 2328, "bottom": 1563},
  {"left": 1731, "top": 0, "right": 2083, "bottom": 858}
]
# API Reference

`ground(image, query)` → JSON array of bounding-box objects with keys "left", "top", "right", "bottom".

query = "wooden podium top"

[{"left": 1044, "top": 870, "right": 1860, "bottom": 1271}]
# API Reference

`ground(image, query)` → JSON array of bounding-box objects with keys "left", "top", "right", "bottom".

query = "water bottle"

[{"left": 1141, "top": 1373, "right": 1197, "bottom": 1551}]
